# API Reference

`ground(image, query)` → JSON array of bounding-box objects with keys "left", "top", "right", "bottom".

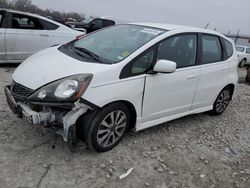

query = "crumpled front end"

[{"left": 4, "top": 82, "right": 91, "bottom": 142}]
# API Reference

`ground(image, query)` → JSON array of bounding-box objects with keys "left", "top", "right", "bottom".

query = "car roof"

[{"left": 130, "top": 22, "right": 223, "bottom": 35}]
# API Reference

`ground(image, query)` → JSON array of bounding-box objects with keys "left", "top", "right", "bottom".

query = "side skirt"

[{"left": 135, "top": 105, "right": 213, "bottom": 131}]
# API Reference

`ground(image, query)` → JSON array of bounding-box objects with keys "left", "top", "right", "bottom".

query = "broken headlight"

[{"left": 27, "top": 74, "right": 93, "bottom": 102}]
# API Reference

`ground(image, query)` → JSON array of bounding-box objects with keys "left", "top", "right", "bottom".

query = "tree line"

[{"left": 0, "top": 0, "right": 84, "bottom": 21}]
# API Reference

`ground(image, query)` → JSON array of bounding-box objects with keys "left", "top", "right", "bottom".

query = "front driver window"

[
  {"left": 131, "top": 49, "right": 154, "bottom": 75},
  {"left": 157, "top": 34, "right": 197, "bottom": 68}
]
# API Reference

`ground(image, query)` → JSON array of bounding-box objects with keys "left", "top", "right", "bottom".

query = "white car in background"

[
  {"left": 5, "top": 23, "right": 238, "bottom": 152},
  {"left": 0, "top": 9, "right": 85, "bottom": 63},
  {"left": 236, "top": 45, "right": 250, "bottom": 67}
]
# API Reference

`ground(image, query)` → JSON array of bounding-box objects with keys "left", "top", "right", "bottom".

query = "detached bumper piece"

[{"left": 5, "top": 86, "right": 21, "bottom": 116}]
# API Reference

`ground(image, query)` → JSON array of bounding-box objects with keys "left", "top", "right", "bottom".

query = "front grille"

[{"left": 11, "top": 82, "right": 34, "bottom": 99}]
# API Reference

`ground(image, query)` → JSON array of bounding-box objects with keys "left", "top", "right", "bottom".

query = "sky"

[{"left": 31, "top": 0, "right": 250, "bottom": 35}]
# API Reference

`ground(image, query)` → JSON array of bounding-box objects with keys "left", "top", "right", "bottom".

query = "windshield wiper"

[{"left": 74, "top": 47, "right": 101, "bottom": 62}]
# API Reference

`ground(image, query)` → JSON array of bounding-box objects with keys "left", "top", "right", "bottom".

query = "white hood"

[{"left": 12, "top": 47, "right": 110, "bottom": 90}]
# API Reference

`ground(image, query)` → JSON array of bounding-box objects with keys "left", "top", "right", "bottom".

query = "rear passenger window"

[
  {"left": 223, "top": 39, "right": 233, "bottom": 59},
  {"left": 202, "top": 35, "right": 222, "bottom": 64},
  {"left": 157, "top": 34, "right": 197, "bottom": 68},
  {"left": 246, "top": 48, "right": 250, "bottom": 54}
]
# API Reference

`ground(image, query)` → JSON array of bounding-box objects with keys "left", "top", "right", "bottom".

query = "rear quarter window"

[{"left": 222, "top": 38, "right": 233, "bottom": 59}]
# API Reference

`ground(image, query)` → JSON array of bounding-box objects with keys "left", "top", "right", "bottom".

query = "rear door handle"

[{"left": 187, "top": 74, "right": 197, "bottom": 80}]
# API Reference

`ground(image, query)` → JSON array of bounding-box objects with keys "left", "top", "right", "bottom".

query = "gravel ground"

[{"left": 0, "top": 66, "right": 249, "bottom": 188}]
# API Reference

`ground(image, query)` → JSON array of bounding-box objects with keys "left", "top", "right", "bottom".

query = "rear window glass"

[{"left": 202, "top": 35, "right": 222, "bottom": 64}]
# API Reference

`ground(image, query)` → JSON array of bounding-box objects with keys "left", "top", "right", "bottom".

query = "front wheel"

[
  {"left": 210, "top": 87, "right": 232, "bottom": 115},
  {"left": 86, "top": 103, "right": 130, "bottom": 152}
]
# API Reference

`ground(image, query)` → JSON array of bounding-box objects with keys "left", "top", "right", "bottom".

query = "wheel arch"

[
  {"left": 223, "top": 83, "right": 235, "bottom": 100},
  {"left": 76, "top": 100, "right": 137, "bottom": 141},
  {"left": 100, "top": 100, "right": 137, "bottom": 130}
]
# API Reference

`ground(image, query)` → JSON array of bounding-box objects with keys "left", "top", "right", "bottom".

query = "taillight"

[{"left": 76, "top": 34, "right": 85, "bottom": 40}]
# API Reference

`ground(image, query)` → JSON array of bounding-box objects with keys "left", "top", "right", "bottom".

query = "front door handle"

[
  {"left": 187, "top": 74, "right": 197, "bottom": 80},
  {"left": 221, "top": 67, "right": 227, "bottom": 71}
]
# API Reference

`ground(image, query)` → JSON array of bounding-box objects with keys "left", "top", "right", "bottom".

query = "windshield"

[
  {"left": 236, "top": 46, "right": 245, "bottom": 52},
  {"left": 73, "top": 25, "right": 165, "bottom": 63},
  {"left": 82, "top": 17, "right": 94, "bottom": 24}
]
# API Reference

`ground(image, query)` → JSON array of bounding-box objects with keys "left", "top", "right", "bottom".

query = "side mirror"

[{"left": 153, "top": 59, "right": 177, "bottom": 73}]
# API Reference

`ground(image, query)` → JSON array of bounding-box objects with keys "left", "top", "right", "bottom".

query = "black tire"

[
  {"left": 67, "top": 126, "right": 79, "bottom": 153},
  {"left": 81, "top": 103, "right": 130, "bottom": 152},
  {"left": 210, "top": 87, "right": 233, "bottom": 115},
  {"left": 239, "top": 59, "right": 246, "bottom": 68}
]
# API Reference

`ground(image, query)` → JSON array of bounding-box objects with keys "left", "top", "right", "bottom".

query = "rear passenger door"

[
  {"left": 5, "top": 13, "right": 56, "bottom": 61},
  {"left": 192, "top": 34, "right": 230, "bottom": 110}
]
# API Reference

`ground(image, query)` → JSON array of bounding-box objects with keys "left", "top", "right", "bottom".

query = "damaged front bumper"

[{"left": 4, "top": 85, "right": 90, "bottom": 142}]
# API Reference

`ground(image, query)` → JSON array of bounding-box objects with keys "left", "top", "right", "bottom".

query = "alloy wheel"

[
  {"left": 97, "top": 110, "right": 127, "bottom": 148},
  {"left": 215, "top": 90, "right": 231, "bottom": 113}
]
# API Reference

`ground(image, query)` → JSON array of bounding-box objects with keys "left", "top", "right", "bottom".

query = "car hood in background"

[{"left": 12, "top": 47, "right": 109, "bottom": 90}]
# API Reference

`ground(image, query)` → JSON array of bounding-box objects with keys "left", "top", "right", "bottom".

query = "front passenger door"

[{"left": 142, "top": 34, "right": 200, "bottom": 123}]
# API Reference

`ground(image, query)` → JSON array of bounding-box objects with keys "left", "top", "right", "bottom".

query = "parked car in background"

[
  {"left": 46, "top": 16, "right": 65, "bottom": 25},
  {"left": 236, "top": 45, "right": 250, "bottom": 67},
  {"left": 66, "top": 17, "right": 115, "bottom": 33},
  {"left": 5, "top": 23, "right": 238, "bottom": 152},
  {"left": 0, "top": 9, "right": 85, "bottom": 63}
]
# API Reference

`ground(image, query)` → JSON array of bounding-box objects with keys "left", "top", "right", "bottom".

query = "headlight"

[
  {"left": 54, "top": 80, "right": 78, "bottom": 99},
  {"left": 28, "top": 74, "right": 93, "bottom": 102}
]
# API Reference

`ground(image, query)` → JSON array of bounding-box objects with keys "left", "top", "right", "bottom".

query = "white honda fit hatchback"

[{"left": 5, "top": 23, "right": 238, "bottom": 152}]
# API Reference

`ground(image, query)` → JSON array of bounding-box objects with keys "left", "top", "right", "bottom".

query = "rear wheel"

[
  {"left": 210, "top": 87, "right": 232, "bottom": 115},
  {"left": 84, "top": 103, "right": 130, "bottom": 152},
  {"left": 239, "top": 59, "right": 246, "bottom": 67}
]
